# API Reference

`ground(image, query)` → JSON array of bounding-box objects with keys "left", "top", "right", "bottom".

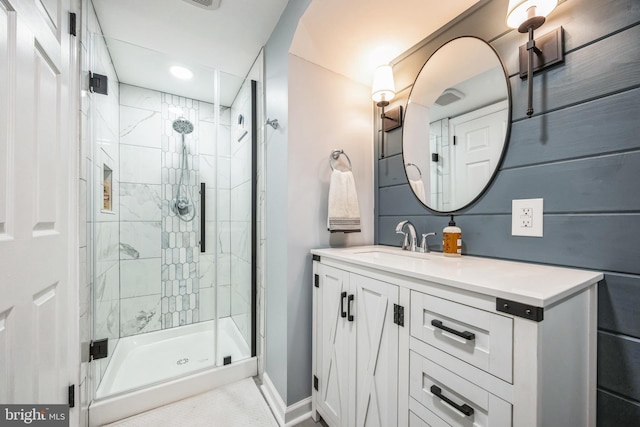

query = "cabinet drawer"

[
  {"left": 409, "top": 400, "right": 450, "bottom": 427},
  {"left": 410, "top": 291, "right": 513, "bottom": 382},
  {"left": 410, "top": 351, "right": 512, "bottom": 427}
]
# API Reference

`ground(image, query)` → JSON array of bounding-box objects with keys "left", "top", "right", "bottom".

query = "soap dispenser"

[{"left": 443, "top": 215, "right": 462, "bottom": 257}]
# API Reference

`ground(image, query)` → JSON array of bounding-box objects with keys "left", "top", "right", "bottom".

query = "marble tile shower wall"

[
  {"left": 118, "top": 84, "right": 226, "bottom": 336},
  {"left": 229, "top": 78, "right": 253, "bottom": 346},
  {"left": 118, "top": 84, "right": 162, "bottom": 337},
  {"left": 160, "top": 92, "right": 200, "bottom": 329},
  {"left": 207, "top": 107, "right": 232, "bottom": 322}
]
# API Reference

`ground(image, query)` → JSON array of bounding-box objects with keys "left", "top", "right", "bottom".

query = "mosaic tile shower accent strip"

[{"left": 161, "top": 94, "right": 201, "bottom": 329}]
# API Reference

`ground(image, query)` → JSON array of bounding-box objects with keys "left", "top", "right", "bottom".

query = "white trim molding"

[{"left": 261, "top": 373, "right": 312, "bottom": 427}]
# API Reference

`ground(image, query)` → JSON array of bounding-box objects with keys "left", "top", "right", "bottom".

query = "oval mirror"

[{"left": 402, "top": 36, "right": 511, "bottom": 212}]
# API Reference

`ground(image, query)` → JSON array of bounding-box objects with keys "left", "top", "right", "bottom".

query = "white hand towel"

[
  {"left": 327, "top": 169, "right": 361, "bottom": 233},
  {"left": 409, "top": 178, "right": 426, "bottom": 203}
]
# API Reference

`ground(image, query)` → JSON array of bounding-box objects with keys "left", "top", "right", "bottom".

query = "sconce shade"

[
  {"left": 506, "top": 0, "right": 557, "bottom": 29},
  {"left": 371, "top": 65, "right": 396, "bottom": 104}
]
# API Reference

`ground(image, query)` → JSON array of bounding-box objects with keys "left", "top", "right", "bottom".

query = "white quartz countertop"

[{"left": 311, "top": 245, "right": 603, "bottom": 307}]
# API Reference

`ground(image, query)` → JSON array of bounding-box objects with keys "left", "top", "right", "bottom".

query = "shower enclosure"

[{"left": 83, "top": 31, "right": 260, "bottom": 425}]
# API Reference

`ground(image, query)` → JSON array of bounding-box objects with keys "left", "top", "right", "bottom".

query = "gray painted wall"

[
  {"left": 264, "top": 0, "right": 312, "bottom": 406},
  {"left": 375, "top": 0, "right": 640, "bottom": 425},
  {"left": 264, "top": 0, "right": 374, "bottom": 407}
]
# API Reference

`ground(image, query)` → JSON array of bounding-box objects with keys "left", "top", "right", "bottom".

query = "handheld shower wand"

[{"left": 172, "top": 118, "right": 196, "bottom": 222}]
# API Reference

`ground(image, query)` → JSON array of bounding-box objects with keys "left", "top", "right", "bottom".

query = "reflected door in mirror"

[{"left": 402, "top": 37, "right": 511, "bottom": 212}]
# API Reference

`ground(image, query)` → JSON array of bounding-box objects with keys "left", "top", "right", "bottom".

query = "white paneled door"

[
  {"left": 0, "top": 0, "right": 76, "bottom": 407},
  {"left": 450, "top": 100, "right": 508, "bottom": 208}
]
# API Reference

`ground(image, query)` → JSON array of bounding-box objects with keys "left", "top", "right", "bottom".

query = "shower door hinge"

[
  {"left": 89, "top": 338, "right": 108, "bottom": 361},
  {"left": 89, "top": 72, "right": 108, "bottom": 95},
  {"left": 69, "top": 12, "right": 77, "bottom": 36},
  {"left": 393, "top": 304, "right": 405, "bottom": 327},
  {"left": 68, "top": 384, "right": 75, "bottom": 408},
  {"left": 313, "top": 375, "right": 319, "bottom": 391}
]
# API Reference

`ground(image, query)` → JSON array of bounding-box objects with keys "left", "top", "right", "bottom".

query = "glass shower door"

[
  {"left": 214, "top": 70, "right": 256, "bottom": 366},
  {"left": 85, "top": 31, "right": 258, "bottom": 407}
]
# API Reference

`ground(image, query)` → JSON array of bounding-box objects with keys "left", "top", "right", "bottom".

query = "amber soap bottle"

[{"left": 442, "top": 215, "right": 462, "bottom": 257}]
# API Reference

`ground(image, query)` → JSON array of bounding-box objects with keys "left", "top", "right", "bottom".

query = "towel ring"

[
  {"left": 329, "top": 149, "right": 352, "bottom": 171},
  {"left": 406, "top": 162, "right": 422, "bottom": 178}
]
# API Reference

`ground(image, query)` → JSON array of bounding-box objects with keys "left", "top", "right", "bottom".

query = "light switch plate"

[{"left": 512, "top": 198, "right": 543, "bottom": 237}]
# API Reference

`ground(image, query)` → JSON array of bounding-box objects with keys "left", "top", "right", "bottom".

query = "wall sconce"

[
  {"left": 372, "top": 65, "right": 401, "bottom": 158},
  {"left": 506, "top": 0, "right": 563, "bottom": 118}
]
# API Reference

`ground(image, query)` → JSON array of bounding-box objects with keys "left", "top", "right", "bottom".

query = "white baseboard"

[{"left": 260, "top": 373, "right": 312, "bottom": 427}]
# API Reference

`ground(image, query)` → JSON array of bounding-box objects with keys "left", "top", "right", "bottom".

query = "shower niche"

[
  {"left": 85, "top": 31, "right": 259, "bottom": 420},
  {"left": 102, "top": 165, "right": 112, "bottom": 211}
]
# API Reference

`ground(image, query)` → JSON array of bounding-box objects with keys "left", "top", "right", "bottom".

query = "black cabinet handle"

[
  {"left": 340, "top": 292, "right": 347, "bottom": 318},
  {"left": 430, "top": 385, "right": 474, "bottom": 417},
  {"left": 347, "top": 294, "right": 354, "bottom": 321},
  {"left": 431, "top": 319, "right": 475, "bottom": 341}
]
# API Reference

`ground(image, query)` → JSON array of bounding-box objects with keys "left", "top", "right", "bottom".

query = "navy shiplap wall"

[{"left": 374, "top": 0, "right": 640, "bottom": 425}]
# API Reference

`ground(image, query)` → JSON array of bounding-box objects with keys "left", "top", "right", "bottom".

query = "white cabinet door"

[
  {"left": 314, "top": 266, "right": 400, "bottom": 427},
  {"left": 352, "top": 274, "right": 399, "bottom": 427},
  {"left": 315, "top": 264, "right": 352, "bottom": 427}
]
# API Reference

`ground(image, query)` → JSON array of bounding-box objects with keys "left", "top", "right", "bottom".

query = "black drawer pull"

[
  {"left": 430, "top": 385, "right": 474, "bottom": 417},
  {"left": 431, "top": 319, "right": 475, "bottom": 341},
  {"left": 340, "top": 292, "right": 347, "bottom": 318},
  {"left": 347, "top": 294, "right": 354, "bottom": 321}
]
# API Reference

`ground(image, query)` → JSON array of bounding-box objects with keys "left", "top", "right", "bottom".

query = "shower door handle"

[{"left": 200, "top": 183, "right": 205, "bottom": 252}]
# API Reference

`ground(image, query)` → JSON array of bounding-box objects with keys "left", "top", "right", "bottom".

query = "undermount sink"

[{"left": 351, "top": 248, "right": 433, "bottom": 261}]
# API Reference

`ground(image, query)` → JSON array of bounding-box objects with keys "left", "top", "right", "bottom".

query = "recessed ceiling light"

[{"left": 170, "top": 65, "right": 193, "bottom": 80}]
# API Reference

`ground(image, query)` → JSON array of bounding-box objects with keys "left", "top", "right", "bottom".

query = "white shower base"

[{"left": 90, "top": 317, "right": 255, "bottom": 426}]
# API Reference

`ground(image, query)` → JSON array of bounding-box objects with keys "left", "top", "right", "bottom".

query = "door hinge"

[
  {"left": 393, "top": 304, "right": 404, "bottom": 327},
  {"left": 313, "top": 375, "right": 319, "bottom": 391},
  {"left": 68, "top": 384, "right": 75, "bottom": 408},
  {"left": 314, "top": 274, "right": 319, "bottom": 288},
  {"left": 312, "top": 254, "right": 321, "bottom": 262},
  {"left": 69, "top": 12, "right": 77, "bottom": 36},
  {"left": 89, "top": 72, "right": 108, "bottom": 95},
  {"left": 89, "top": 338, "right": 108, "bottom": 361}
]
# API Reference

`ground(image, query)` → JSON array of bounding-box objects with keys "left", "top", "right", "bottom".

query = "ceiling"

[
  {"left": 92, "top": 0, "right": 481, "bottom": 106},
  {"left": 92, "top": 0, "right": 289, "bottom": 105},
  {"left": 291, "top": 0, "right": 481, "bottom": 87}
]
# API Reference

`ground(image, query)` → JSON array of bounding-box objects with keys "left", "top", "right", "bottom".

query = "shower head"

[{"left": 172, "top": 118, "right": 194, "bottom": 135}]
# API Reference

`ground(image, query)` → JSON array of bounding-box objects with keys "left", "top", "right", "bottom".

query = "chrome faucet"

[
  {"left": 420, "top": 232, "right": 437, "bottom": 253},
  {"left": 395, "top": 220, "right": 417, "bottom": 252}
]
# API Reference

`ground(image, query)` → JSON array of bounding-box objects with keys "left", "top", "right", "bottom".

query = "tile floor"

[
  {"left": 102, "top": 377, "right": 328, "bottom": 427},
  {"left": 294, "top": 418, "right": 328, "bottom": 427}
]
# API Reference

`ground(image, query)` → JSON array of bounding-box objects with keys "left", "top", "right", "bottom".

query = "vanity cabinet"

[
  {"left": 312, "top": 263, "right": 400, "bottom": 427},
  {"left": 311, "top": 246, "right": 602, "bottom": 427}
]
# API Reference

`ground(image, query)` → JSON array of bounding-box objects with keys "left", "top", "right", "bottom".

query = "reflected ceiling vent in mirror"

[
  {"left": 435, "top": 88, "right": 465, "bottom": 106},
  {"left": 181, "top": 0, "right": 221, "bottom": 10}
]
